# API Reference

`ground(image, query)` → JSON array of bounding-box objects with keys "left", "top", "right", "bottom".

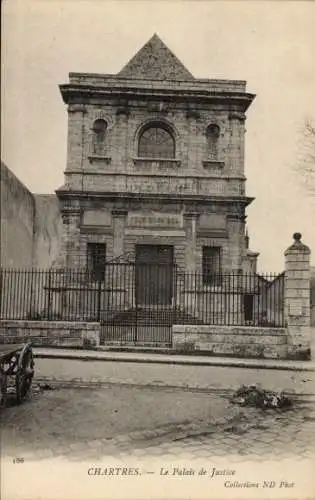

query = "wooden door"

[{"left": 135, "top": 245, "right": 174, "bottom": 305}]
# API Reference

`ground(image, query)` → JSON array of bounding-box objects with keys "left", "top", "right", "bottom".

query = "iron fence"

[{"left": 0, "top": 266, "right": 285, "bottom": 344}]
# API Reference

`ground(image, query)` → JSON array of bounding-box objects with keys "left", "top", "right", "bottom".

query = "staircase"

[{"left": 100, "top": 307, "right": 204, "bottom": 346}]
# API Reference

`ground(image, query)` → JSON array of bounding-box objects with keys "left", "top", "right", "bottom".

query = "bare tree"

[{"left": 295, "top": 118, "right": 315, "bottom": 194}]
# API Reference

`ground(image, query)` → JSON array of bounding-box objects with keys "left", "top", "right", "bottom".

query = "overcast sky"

[{"left": 2, "top": 0, "right": 314, "bottom": 271}]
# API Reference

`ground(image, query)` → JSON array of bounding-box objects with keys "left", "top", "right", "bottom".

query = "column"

[{"left": 284, "top": 233, "right": 311, "bottom": 360}]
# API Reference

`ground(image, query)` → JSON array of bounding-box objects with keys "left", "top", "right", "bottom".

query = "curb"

[
  {"left": 33, "top": 351, "right": 315, "bottom": 372},
  {"left": 33, "top": 378, "right": 315, "bottom": 400}
]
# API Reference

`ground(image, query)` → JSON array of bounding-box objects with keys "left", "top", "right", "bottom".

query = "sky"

[{"left": 1, "top": 0, "right": 315, "bottom": 272}]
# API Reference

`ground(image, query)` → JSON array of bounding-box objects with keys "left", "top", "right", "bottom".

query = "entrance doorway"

[{"left": 135, "top": 245, "right": 174, "bottom": 305}]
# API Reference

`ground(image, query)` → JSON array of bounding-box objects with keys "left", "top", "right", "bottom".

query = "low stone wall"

[
  {"left": 172, "top": 325, "right": 288, "bottom": 359},
  {"left": 0, "top": 321, "right": 100, "bottom": 348}
]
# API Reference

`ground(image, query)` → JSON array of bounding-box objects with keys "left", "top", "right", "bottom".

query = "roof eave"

[{"left": 59, "top": 84, "right": 255, "bottom": 110}]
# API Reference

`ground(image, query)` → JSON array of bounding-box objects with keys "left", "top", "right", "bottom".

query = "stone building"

[{"left": 56, "top": 34, "right": 256, "bottom": 302}]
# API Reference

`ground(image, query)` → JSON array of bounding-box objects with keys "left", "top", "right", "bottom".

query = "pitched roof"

[{"left": 117, "top": 34, "right": 194, "bottom": 81}]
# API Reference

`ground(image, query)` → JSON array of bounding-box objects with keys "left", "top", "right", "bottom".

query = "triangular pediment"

[{"left": 117, "top": 34, "right": 194, "bottom": 81}]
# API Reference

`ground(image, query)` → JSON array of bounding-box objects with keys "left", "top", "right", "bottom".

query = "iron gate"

[{"left": 100, "top": 262, "right": 179, "bottom": 346}]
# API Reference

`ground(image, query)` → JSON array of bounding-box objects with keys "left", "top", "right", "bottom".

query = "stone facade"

[{"left": 56, "top": 34, "right": 256, "bottom": 276}]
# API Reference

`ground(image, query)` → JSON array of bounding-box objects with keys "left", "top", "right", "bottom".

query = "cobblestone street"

[{"left": 1, "top": 358, "right": 315, "bottom": 463}]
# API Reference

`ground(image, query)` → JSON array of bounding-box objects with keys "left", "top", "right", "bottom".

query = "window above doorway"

[{"left": 138, "top": 123, "right": 175, "bottom": 159}]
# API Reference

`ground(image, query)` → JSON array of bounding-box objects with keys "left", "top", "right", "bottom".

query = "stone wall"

[
  {"left": 172, "top": 325, "right": 287, "bottom": 359},
  {"left": 0, "top": 162, "right": 62, "bottom": 269},
  {"left": 1, "top": 162, "right": 35, "bottom": 268},
  {"left": 0, "top": 320, "right": 100, "bottom": 348},
  {"left": 34, "top": 195, "right": 63, "bottom": 267}
]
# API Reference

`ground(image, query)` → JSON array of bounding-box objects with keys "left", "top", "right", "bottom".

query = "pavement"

[
  {"left": 2, "top": 384, "right": 315, "bottom": 463},
  {"left": 33, "top": 347, "right": 315, "bottom": 371},
  {"left": 1, "top": 354, "right": 315, "bottom": 465}
]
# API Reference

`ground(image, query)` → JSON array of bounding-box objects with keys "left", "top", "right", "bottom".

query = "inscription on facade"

[
  {"left": 128, "top": 212, "right": 183, "bottom": 228},
  {"left": 125, "top": 177, "right": 225, "bottom": 196}
]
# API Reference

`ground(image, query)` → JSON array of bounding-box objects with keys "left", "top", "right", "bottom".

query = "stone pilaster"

[
  {"left": 186, "top": 112, "right": 199, "bottom": 175},
  {"left": 183, "top": 213, "right": 199, "bottom": 316},
  {"left": 284, "top": 233, "right": 311, "bottom": 360},
  {"left": 184, "top": 212, "right": 198, "bottom": 272},
  {"left": 111, "top": 210, "right": 128, "bottom": 310},
  {"left": 226, "top": 214, "right": 244, "bottom": 272},
  {"left": 66, "top": 104, "right": 87, "bottom": 173},
  {"left": 228, "top": 112, "right": 246, "bottom": 177},
  {"left": 112, "top": 210, "right": 128, "bottom": 259},
  {"left": 54, "top": 206, "right": 81, "bottom": 269}
]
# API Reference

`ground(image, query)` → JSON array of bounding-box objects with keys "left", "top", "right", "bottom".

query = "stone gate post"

[{"left": 284, "top": 233, "right": 311, "bottom": 360}]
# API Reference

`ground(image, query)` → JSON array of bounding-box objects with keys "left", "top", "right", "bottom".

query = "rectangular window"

[
  {"left": 244, "top": 294, "right": 254, "bottom": 322},
  {"left": 87, "top": 243, "right": 106, "bottom": 281},
  {"left": 202, "top": 246, "right": 222, "bottom": 285}
]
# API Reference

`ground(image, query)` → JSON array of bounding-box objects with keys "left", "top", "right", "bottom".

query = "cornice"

[
  {"left": 55, "top": 189, "right": 254, "bottom": 207},
  {"left": 59, "top": 84, "right": 255, "bottom": 112}
]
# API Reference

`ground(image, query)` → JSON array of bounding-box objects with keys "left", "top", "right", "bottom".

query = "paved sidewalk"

[
  {"left": 2, "top": 383, "right": 315, "bottom": 463},
  {"left": 33, "top": 357, "right": 315, "bottom": 396},
  {"left": 33, "top": 347, "right": 315, "bottom": 371}
]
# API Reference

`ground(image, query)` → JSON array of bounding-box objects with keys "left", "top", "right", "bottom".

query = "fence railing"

[{"left": 0, "top": 266, "right": 285, "bottom": 327}]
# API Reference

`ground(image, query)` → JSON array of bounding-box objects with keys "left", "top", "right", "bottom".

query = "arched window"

[
  {"left": 206, "top": 123, "right": 220, "bottom": 160},
  {"left": 138, "top": 124, "right": 175, "bottom": 158},
  {"left": 92, "top": 119, "right": 107, "bottom": 154}
]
